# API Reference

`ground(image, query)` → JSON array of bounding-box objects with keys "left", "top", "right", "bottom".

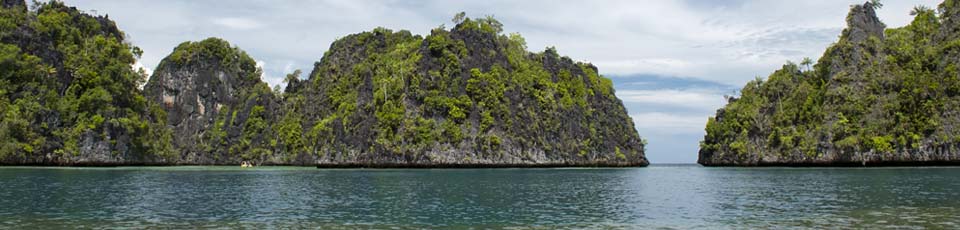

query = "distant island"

[
  {"left": 0, "top": 1, "right": 647, "bottom": 167},
  {"left": 700, "top": 1, "right": 960, "bottom": 166}
]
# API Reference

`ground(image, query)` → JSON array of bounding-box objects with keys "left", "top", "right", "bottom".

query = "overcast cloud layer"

[{"left": 62, "top": 0, "right": 940, "bottom": 163}]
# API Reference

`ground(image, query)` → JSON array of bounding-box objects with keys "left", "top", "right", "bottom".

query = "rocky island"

[
  {"left": 0, "top": 0, "right": 174, "bottom": 165},
  {"left": 0, "top": 1, "right": 647, "bottom": 167},
  {"left": 700, "top": 1, "right": 960, "bottom": 166}
]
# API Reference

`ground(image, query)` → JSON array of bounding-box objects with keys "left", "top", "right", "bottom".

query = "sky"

[{"left": 61, "top": 0, "right": 940, "bottom": 163}]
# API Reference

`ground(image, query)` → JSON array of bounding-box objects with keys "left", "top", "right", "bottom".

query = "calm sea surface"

[{"left": 0, "top": 165, "right": 958, "bottom": 229}]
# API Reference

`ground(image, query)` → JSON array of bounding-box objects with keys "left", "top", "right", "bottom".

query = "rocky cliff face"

[
  {"left": 2, "top": 1, "right": 646, "bottom": 167},
  {"left": 143, "top": 38, "right": 299, "bottom": 165},
  {"left": 844, "top": 2, "right": 885, "bottom": 43},
  {"left": 699, "top": 1, "right": 960, "bottom": 166},
  {"left": 142, "top": 16, "right": 646, "bottom": 166},
  {"left": 0, "top": 1, "right": 174, "bottom": 165},
  {"left": 290, "top": 18, "right": 647, "bottom": 167}
]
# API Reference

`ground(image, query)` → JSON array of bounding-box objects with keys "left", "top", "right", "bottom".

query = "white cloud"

[
  {"left": 594, "top": 58, "right": 691, "bottom": 76},
  {"left": 617, "top": 88, "right": 727, "bottom": 110},
  {"left": 132, "top": 60, "right": 151, "bottom": 76},
  {"left": 212, "top": 17, "right": 263, "bottom": 30},
  {"left": 282, "top": 62, "right": 294, "bottom": 75},
  {"left": 64, "top": 0, "right": 942, "bottom": 87},
  {"left": 631, "top": 112, "right": 708, "bottom": 135},
  {"left": 255, "top": 60, "right": 283, "bottom": 89},
  {"left": 131, "top": 60, "right": 152, "bottom": 89}
]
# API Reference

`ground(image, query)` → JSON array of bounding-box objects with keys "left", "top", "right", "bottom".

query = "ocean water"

[{"left": 0, "top": 165, "right": 958, "bottom": 229}]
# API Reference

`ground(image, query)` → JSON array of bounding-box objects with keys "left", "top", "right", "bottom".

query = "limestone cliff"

[
  {"left": 144, "top": 38, "right": 299, "bottom": 165},
  {"left": 0, "top": 1, "right": 174, "bottom": 165},
  {"left": 700, "top": 1, "right": 960, "bottom": 166},
  {"left": 2, "top": 1, "right": 647, "bottom": 167},
  {"left": 289, "top": 17, "right": 647, "bottom": 167}
]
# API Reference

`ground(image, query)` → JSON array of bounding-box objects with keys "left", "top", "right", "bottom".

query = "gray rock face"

[
  {"left": 5, "top": 4, "right": 646, "bottom": 167},
  {"left": 698, "top": 1, "right": 960, "bottom": 167},
  {"left": 146, "top": 60, "right": 237, "bottom": 157},
  {"left": 143, "top": 38, "right": 294, "bottom": 165},
  {"left": 830, "top": 2, "right": 885, "bottom": 75},
  {"left": 0, "top": 2, "right": 176, "bottom": 166},
  {"left": 299, "top": 21, "right": 647, "bottom": 167},
  {"left": 821, "top": 2, "right": 886, "bottom": 99},
  {"left": 938, "top": 0, "right": 960, "bottom": 41},
  {"left": 844, "top": 2, "right": 885, "bottom": 43}
]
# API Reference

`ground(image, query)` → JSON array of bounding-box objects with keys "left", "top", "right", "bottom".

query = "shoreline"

[
  {"left": 699, "top": 160, "right": 960, "bottom": 167},
  {"left": 0, "top": 162, "right": 649, "bottom": 168},
  {"left": 7, "top": 163, "right": 960, "bottom": 168},
  {"left": 315, "top": 162, "right": 648, "bottom": 168}
]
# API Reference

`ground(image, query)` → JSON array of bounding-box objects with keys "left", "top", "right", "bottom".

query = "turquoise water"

[{"left": 0, "top": 165, "right": 958, "bottom": 229}]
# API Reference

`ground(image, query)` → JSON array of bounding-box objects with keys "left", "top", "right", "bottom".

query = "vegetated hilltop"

[
  {"left": 140, "top": 13, "right": 648, "bottom": 166},
  {"left": 143, "top": 38, "right": 287, "bottom": 165},
  {"left": 0, "top": 0, "right": 174, "bottom": 165},
  {"left": 0, "top": 1, "right": 645, "bottom": 167},
  {"left": 700, "top": 1, "right": 960, "bottom": 166}
]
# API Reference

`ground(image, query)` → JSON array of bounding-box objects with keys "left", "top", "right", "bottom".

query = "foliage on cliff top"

[
  {"left": 0, "top": 0, "right": 173, "bottom": 160},
  {"left": 162, "top": 37, "right": 261, "bottom": 81},
  {"left": 289, "top": 13, "right": 644, "bottom": 164},
  {"left": 701, "top": 1, "right": 960, "bottom": 163}
]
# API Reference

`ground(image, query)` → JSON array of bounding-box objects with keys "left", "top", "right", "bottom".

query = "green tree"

[
  {"left": 452, "top": 12, "right": 466, "bottom": 24},
  {"left": 800, "top": 57, "right": 813, "bottom": 71},
  {"left": 910, "top": 5, "right": 931, "bottom": 15},
  {"left": 870, "top": 0, "right": 883, "bottom": 9}
]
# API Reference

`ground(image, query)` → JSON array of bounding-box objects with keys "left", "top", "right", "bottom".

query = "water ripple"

[{"left": 0, "top": 166, "right": 957, "bottom": 228}]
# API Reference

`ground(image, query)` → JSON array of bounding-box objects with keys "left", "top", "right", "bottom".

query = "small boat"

[{"left": 241, "top": 161, "right": 253, "bottom": 168}]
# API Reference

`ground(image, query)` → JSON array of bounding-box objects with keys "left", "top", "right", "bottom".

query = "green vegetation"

[
  {"left": 148, "top": 37, "right": 291, "bottom": 164},
  {"left": 0, "top": 1, "right": 173, "bottom": 161},
  {"left": 701, "top": 2, "right": 960, "bottom": 164},
  {"left": 141, "top": 14, "right": 644, "bottom": 165},
  {"left": 2, "top": 2, "right": 646, "bottom": 166},
  {"left": 870, "top": 0, "right": 883, "bottom": 9},
  {"left": 294, "top": 13, "right": 645, "bottom": 164},
  {"left": 166, "top": 38, "right": 260, "bottom": 81}
]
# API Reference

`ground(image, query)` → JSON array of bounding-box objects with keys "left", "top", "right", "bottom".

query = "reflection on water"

[{"left": 0, "top": 166, "right": 958, "bottom": 228}]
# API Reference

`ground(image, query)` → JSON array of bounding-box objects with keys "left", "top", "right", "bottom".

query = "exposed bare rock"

[
  {"left": 144, "top": 38, "right": 291, "bottom": 165},
  {"left": 843, "top": 2, "right": 886, "bottom": 43},
  {"left": 699, "top": 1, "right": 960, "bottom": 167}
]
